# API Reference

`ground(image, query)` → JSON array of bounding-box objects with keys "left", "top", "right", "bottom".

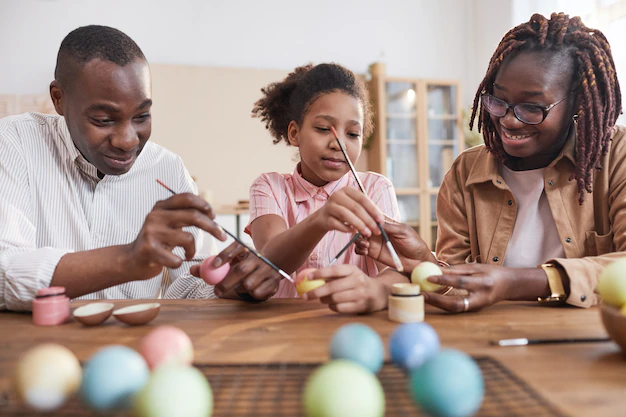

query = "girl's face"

[
  {"left": 288, "top": 91, "right": 364, "bottom": 186},
  {"left": 490, "top": 51, "right": 575, "bottom": 170}
]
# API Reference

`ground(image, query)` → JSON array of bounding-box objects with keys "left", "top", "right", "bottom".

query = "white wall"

[
  {"left": 0, "top": 0, "right": 496, "bottom": 104},
  {"left": 0, "top": 0, "right": 520, "bottom": 208}
]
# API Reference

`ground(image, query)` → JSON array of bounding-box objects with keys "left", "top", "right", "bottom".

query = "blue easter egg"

[
  {"left": 389, "top": 322, "right": 440, "bottom": 371},
  {"left": 410, "top": 349, "right": 484, "bottom": 417},
  {"left": 80, "top": 345, "right": 150, "bottom": 411},
  {"left": 329, "top": 323, "right": 384, "bottom": 373}
]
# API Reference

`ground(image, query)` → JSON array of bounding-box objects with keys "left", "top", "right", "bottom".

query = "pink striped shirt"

[{"left": 245, "top": 165, "right": 400, "bottom": 298}]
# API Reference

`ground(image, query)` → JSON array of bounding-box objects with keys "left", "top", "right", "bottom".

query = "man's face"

[{"left": 51, "top": 58, "right": 152, "bottom": 176}]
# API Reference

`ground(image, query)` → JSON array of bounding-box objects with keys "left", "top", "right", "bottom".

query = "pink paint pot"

[{"left": 32, "top": 286, "right": 70, "bottom": 326}]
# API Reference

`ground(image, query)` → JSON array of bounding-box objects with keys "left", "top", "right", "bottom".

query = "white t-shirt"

[{"left": 500, "top": 164, "right": 565, "bottom": 268}]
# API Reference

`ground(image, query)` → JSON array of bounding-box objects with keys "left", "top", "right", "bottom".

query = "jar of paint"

[
  {"left": 32, "top": 286, "right": 70, "bottom": 326},
  {"left": 388, "top": 283, "right": 424, "bottom": 323}
]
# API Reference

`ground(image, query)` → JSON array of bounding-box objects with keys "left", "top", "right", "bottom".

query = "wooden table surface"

[{"left": 1, "top": 299, "right": 625, "bottom": 417}]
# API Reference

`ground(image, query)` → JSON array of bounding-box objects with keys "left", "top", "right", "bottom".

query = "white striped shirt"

[{"left": 0, "top": 113, "right": 217, "bottom": 311}]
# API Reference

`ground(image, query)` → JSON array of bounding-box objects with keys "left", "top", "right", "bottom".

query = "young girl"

[
  {"left": 219, "top": 63, "right": 404, "bottom": 312},
  {"left": 351, "top": 12, "right": 625, "bottom": 313}
]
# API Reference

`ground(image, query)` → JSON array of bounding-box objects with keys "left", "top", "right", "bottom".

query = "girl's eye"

[
  {"left": 348, "top": 133, "right": 361, "bottom": 138},
  {"left": 315, "top": 127, "right": 330, "bottom": 132}
]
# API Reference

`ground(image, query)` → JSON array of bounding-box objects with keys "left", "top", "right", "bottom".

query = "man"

[{"left": 0, "top": 25, "right": 230, "bottom": 311}]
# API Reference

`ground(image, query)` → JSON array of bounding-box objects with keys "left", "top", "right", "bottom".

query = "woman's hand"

[
  {"left": 301, "top": 264, "right": 388, "bottom": 314},
  {"left": 423, "top": 264, "right": 520, "bottom": 313}
]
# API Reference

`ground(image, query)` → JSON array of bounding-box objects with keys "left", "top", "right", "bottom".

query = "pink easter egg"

[
  {"left": 199, "top": 255, "right": 230, "bottom": 285},
  {"left": 138, "top": 326, "right": 194, "bottom": 370}
]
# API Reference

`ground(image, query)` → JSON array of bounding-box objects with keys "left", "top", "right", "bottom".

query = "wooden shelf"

[
  {"left": 428, "top": 139, "right": 457, "bottom": 145},
  {"left": 428, "top": 114, "right": 457, "bottom": 120},
  {"left": 367, "top": 62, "right": 463, "bottom": 251},
  {"left": 395, "top": 188, "right": 421, "bottom": 195},
  {"left": 387, "top": 139, "right": 417, "bottom": 145},
  {"left": 387, "top": 113, "right": 417, "bottom": 119}
]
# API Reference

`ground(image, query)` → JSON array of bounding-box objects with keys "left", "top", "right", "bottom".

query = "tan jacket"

[{"left": 436, "top": 125, "right": 626, "bottom": 308}]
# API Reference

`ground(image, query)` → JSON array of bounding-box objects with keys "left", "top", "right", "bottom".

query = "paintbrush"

[
  {"left": 155, "top": 179, "right": 294, "bottom": 283},
  {"left": 329, "top": 126, "right": 404, "bottom": 272}
]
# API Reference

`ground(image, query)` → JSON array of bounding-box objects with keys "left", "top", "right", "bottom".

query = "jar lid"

[
  {"left": 391, "top": 283, "right": 421, "bottom": 296},
  {"left": 36, "top": 286, "right": 67, "bottom": 299}
]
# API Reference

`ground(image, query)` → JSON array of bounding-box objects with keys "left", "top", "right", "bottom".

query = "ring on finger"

[{"left": 462, "top": 296, "right": 469, "bottom": 313}]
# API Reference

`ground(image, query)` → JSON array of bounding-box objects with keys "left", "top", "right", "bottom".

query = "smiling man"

[{"left": 0, "top": 25, "right": 227, "bottom": 311}]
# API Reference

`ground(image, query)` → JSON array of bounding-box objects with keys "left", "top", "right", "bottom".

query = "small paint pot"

[
  {"left": 32, "top": 286, "right": 70, "bottom": 326},
  {"left": 388, "top": 283, "right": 424, "bottom": 323}
]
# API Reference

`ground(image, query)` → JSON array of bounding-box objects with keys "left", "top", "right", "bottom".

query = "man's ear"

[
  {"left": 287, "top": 120, "right": 300, "bottom": 147},
  {"left": 50, "top": 80, "right": 65, "bottom": 116}
]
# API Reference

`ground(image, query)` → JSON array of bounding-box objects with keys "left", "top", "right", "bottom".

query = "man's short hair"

[{"left": 54, "top": 25, "right": 146, "bottom": 87}]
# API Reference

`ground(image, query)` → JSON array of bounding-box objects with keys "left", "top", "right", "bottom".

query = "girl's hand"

[
  {"left": 354, "top": 222, "right": 436, "bottom": 270},
  {"left": 423, "top": 264, "right": 516, "bottom": 313},
  {"left": 301, "top": 264, "right": 387, "bottom": 313},
  {"left": 314, "top": 187, "right": 384, "bottom": 238}
]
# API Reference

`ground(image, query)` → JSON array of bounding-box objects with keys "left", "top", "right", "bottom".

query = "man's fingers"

[
  {"left": 216, "top": 259, "right": 259, "bottom": 293},
  {"left": 213, "top": 242, "right": 248, "bottom": 267},
  {"left": 250, "top": 276, "right": 281, "bottom": 300},
  {"left": 159, "top": 209, "right": 226, "bottom": 241},
  {"left": 155, "top": 193, "right": 215, "bottom": 216},
  {"left": 190, "top": 264, "right": 201, "bottom": 277}
]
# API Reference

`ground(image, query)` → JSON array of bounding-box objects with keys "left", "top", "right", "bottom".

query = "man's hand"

[
  {"left": 191, "top": 242, "right": 282, "bottom": 301},
  {"left": 126, "top": 193, "right": 226, "bottom": 279}
]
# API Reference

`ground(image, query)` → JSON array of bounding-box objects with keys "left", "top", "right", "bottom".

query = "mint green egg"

[
  {"left": 134, "top": 366, "right": 212, "bottom": 417},
  {"left": 303, "top": 360, "right": 385, "bottom": 417},
  {"left": 410, "top": 349, "right": 484, "bottom": 417}
]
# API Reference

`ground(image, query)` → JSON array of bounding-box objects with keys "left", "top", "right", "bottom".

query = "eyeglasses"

[{"left": 480, "top": 91, "right": 568, "bottom": 125}]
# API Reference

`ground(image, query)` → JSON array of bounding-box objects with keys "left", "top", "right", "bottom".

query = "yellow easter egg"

[
  {"left": 297, "top": 279, "right": 326, "bottom": 296},
  {"left": 411, "top": 262, "right": 443, "bottom": 293},
  {"left": 15, "top": 343, "right": 82, "bottom": 411}
]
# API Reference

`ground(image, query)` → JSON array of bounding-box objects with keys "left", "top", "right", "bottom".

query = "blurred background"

[{"left": 1, "top": 0, "right": 624, "bottom": 249}]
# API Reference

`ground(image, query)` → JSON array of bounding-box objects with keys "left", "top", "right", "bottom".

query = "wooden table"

[{"left": 1, "top": 300, "right": 625, "bottom": 416}]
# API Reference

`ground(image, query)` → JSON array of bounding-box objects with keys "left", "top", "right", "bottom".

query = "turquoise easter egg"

[
  {"left": 80, "top": 345, "right": 149, "bottom": 411},
  {"left": 410, "top": 349, "right": 484, "bottom": 417},
  {"left": 329, "top": 323, "right": 384, "bottom": 373}
]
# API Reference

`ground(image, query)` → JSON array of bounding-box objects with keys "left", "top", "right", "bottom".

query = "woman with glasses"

[{"left": 357, "top": 12, "right": 625, "bottom": 313}]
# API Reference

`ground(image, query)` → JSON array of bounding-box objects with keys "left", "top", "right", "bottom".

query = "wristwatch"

[{"left": 537, "top": 263, "right": 567, "bottom": 304}]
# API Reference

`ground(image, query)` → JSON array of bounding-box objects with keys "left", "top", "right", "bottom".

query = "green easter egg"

[
  {"left": 411, "top": 262, "right": 443, "bottom": 292},
  {"left": 303, "top": 360, "right": 384, "bottom": 417},
  {"left": 134, "top": 366, "right": 212, "bottom": 417}
]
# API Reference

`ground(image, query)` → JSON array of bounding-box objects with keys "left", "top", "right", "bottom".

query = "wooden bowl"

[
  {"left": 600, "top": 303, "right": 626, "bottom": 355},
  {"left": 73, "top": 302, "right": 114, "bottom": 326},
  {"left": 113, "top": 303, "right": 161, "bottom": 326}
]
